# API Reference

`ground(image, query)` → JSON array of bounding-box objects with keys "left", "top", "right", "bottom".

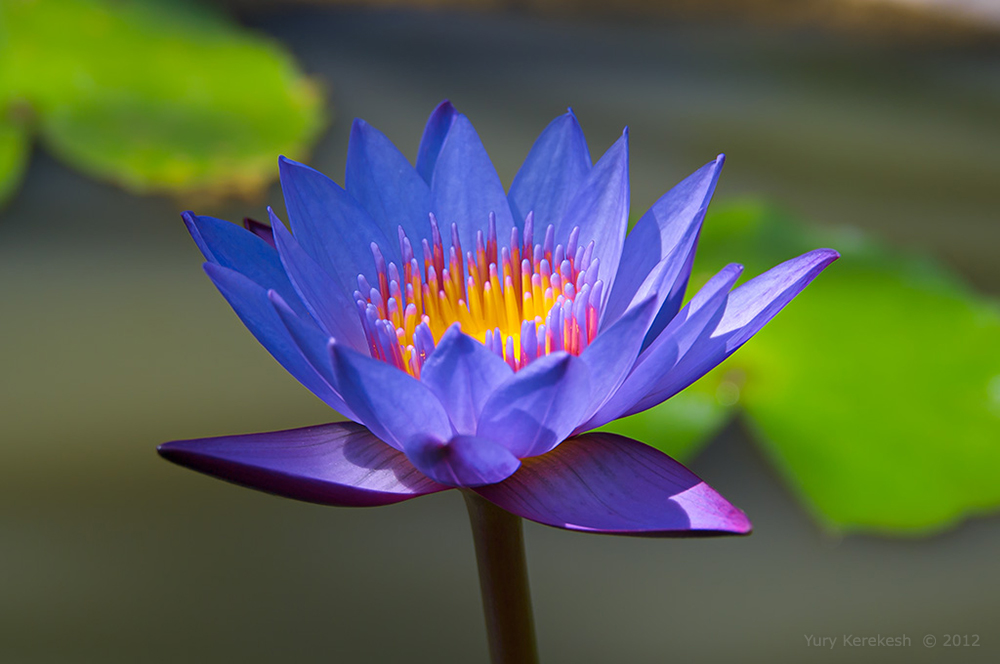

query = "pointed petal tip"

[
  {"left": 201, "top": 260, "right": 222, "bottom": 279},
  {"left": 670, "top": 481, "right": 754, "bottom": 536},
  {"left": 475, "top": 432, "right": 752, "bottom": 537},
  {"left": 349, "top": 118, "right": 376, "bottom": 145},
  {"left": 277, "top": 154, "right": 310, "bottom": 173},
  {"left": 819, "top": 247, "right": 841, "bottom": 262},
  {"left": 181, "top": 211, "right": 200, "bottom": 240},
  {"left": 156, "top": 438, "right": 202, "bottom": 468},
  {"left": 724, "top": 262, "right": 746, "bottom": 279}
]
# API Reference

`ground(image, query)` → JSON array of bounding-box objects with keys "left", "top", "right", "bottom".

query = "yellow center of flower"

[{"left": 354, "top": 212, "right": 604, "bottom": 378}]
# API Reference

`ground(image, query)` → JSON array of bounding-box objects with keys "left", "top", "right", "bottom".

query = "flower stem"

[{"left": 463, "top": 491, "right": 540, "bottom": 664}]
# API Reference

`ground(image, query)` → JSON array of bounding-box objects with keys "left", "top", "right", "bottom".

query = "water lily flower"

[{"left": 159, "top": 101, "right": 837, "bottom": 537}]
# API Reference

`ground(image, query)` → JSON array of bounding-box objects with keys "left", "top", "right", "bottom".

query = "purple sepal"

[
  {"left": 158, "top": 422, "right": 449, "bottom": 507},
  {"left": 183, "top": 211, "right": 309, "bottom": 319},
  {"left": 475, "top": 432, "right": 751, "bottom": 536},
  {"left": 242, "top": 217, "right": 276, "bottom": 248},
  {"left": 403, "top": 434, "right": 521, "bottom": 488}
]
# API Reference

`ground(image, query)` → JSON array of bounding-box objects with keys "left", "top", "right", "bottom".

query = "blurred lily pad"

[
  {"left": 0, "top": 0, "right": 325, "bottom": 201},
  {"left": 0, "top": 117, "right": 29, "bottom": 208},
  {"left": 608, "top": 202, "right": 1000, "bottom": 534}
]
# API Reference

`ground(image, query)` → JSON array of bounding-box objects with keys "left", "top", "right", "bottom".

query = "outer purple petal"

[
  {"left": 202, "top": 263, "right": 354, "bottom": 416},
  {"left": 431, "top": 112, "right": 516, "bottom": 257},
  {"left": 330, "top": 344, "right": 454, "bottom": 451},
  {"left": 419, "top": 325, "right": 513, "bottom": 435},
  {"left": 474, "top": 432, "right": 751, "bottom": 536},
  {"left": 269, "top": 209, "right": 368, "bottom": 352},
  {"left": 416, "top": 100, "right": 458, "bottom": 184},
  {"left": 583, "top": 263, "right": 743, "bottom": 430},
  {"left": 403, "top": 434, "right": 520, "bottom": 488},
  {"left": 623, "top": 249, "right": 838, "bottom": 416},
  {"left": 346, "top": 118, "right": 434, "bottom": 245},
  {"left": 183, "top": 211, "right": 309, "bottom": 319},
  {"left": 158, "top": 422, "right": 449, "bottom": 507},
  {"left": 557, "top": 130, "right": 629, "bottom": 304},
  {"left": 508, "top": 110, "right": 591, "bottom": 228},
  {"left": 278, "top": 156, "right": 396, "bottom": 294},
  {"left": 604, "top": 156, "right": 724, "bottom": 331},
  {"left": 476, "top": 352, "right": 590, "bottom": 459}
]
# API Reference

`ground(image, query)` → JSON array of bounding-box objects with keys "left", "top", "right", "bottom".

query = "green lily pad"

[
  {"left": 0, "top": 117, "right": 29, "bottom": 209},
  {"left": 609, "top": 202, "right": 1000, "bottom": 534},
  {"left": 0, "top": 0, "right": 325, "bottom": 199}
]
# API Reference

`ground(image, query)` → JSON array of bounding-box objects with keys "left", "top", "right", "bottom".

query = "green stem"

[{"left": 463, "top": 491, "right": 540, "bottom": 664}]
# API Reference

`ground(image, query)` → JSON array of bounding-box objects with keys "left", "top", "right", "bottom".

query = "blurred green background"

[{"left": 2, "top": 0, "right": 998, "bottom": 662}]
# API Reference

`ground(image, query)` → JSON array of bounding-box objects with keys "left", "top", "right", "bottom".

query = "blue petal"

[
  {"left": 158, "top": 421, "right": 449, "bottom": 507},
  {"left": 474, "top": 432, "right": 751, "bottom": 536},
  {"left": 269, "top": 208, "right": 368, "bottom": 352},
  {"left": 603, "top": 155, "right": 725, "bottom": 333},
  {"left": 346, "top": 118, "right": 434, "bottom": 246},
  {"left": 278, "top": 156, "right": 396, "bottom": 294},
  {"left": 476, "top": 352, "right": 591, "bottom": 458},
  {"left": 416, "top": 100, "right": 458, "bottom": 184},
  {"left": 330, "top": 344, "right": 454, "bottom": 451},
  {"left": 430, "top": 112, "right": 516, "bottom": 258},
  {"left": 419, "top": 325, "right": 513, "bottom": 435},
  {"left": 623, "top": 249, "right": 838, "bottom": 416},
  {"left": 183, "top": 211, "right": 309, "bottom": 318},
  {"left": 576, "top": 296, "right": 658, "bottom": 427},
  {"left": 583, "top": 263, "right": 743, "bottom": 430},
  {"left": 403, "top": 434, "right": 520, "bottom": 488},
  {"left": 269, "top": 291, "right": 350, "bottom": 410},
  {"left": 557, "top": 130, "right": 629, "bottom": 306},
  {"left": 202, "top": 263, "right": 353, "bottom": 416},
  {"left": 597, "top": 207, "right": 706, "bottom": 352},
  {"left": 508, "top": 110, "right": 591, "bottom": 228}
]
